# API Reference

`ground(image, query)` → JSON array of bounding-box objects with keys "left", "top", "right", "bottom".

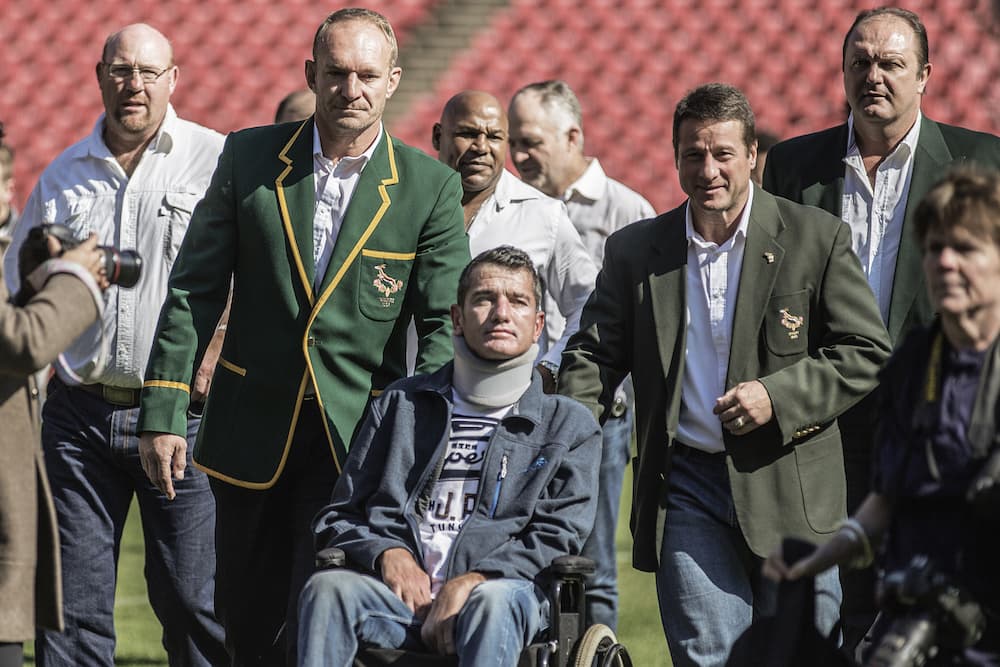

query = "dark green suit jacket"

[
  {"left": 559, "top": 186, "right": 891, "bottom": 570},
  {"left": 138, "top": 120, "right": 469, "bottom": 488},
  {"left": 762, "top": 116, "right": 1000, "bottom": 345}
]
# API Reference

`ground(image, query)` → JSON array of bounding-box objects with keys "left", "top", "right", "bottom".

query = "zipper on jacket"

[{"left": 488, "top": 453, "right": 508, "bottom": 518}]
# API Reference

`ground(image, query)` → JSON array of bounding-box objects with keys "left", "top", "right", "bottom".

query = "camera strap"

[
  {"left": 914, "top": 325, "right": 1000, "bottom": 466},
  {"left": 967, "top": 333, "right": 1000, "bottom": 460}
]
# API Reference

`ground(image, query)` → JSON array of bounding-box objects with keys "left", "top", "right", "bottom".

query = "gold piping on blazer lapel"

[{"left": 275, "top": 119, "right": 315, "bottom": 306}]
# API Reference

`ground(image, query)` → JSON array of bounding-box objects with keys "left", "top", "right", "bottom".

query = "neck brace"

[{"left": 452, "top": 336, "right": 538, "bottom": 409}]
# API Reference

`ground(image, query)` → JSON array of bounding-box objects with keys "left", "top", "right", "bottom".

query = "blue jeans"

[
  {"left": 580, "top": 404, "right": 632, "bottom": 629},
  {"left": 35, "top": 379, "right": 226, "bottom": 667},
  {"left": 656, "top": 445, "right": 841, "bottom": 667},
  {"left": 298, "top": 570, "right": 548, "bottom": 667}
]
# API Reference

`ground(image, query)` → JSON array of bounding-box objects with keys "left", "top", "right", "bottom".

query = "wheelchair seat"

[{"left": 314, "top": 548, "right": 631, "bottom": 667}]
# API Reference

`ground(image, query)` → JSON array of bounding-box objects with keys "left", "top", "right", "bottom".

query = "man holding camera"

[{"left": 2, "top": 23, "right": 227, "bottom": 666}]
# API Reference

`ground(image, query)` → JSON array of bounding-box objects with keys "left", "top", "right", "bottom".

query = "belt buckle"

[{"left": 102, "top": 385, "right": 137, "bottom": 407}]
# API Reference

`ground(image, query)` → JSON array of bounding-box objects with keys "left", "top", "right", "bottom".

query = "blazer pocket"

[
  {"left": 202, "top": 356, "right": 245, "bottom": 442},
  {"left": 764, "top": 290, "right": 810, "bottom": 357},
  {"left": 793, "top": 426, "right": 846, "bottom": 534},
  {"left": 358, "top": 249, "right": 415, "bottom": 321}
]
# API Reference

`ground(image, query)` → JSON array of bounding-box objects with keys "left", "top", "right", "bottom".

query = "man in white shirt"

[
  {"left": 2, "top": 23, "right": 227, "bottom": 666},
  {"left": 761, "top": 6, "right": 1000, "bottom": 647},
  {"left": 508, "top": 80, "right": 654, "bottom": 629},
  {"left": 432, "top": 90, "right": 597, "bottom": 393},
  {"left": 560, "top": 84, "right": 891, "bottom": 666}
]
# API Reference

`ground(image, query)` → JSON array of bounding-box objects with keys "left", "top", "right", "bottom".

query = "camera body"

[
  {"left": 865, "top": 556, "right": 985, "bottom": 667},
  {"left": 19, "top": 223, "right": 142, "bottom": 288}
]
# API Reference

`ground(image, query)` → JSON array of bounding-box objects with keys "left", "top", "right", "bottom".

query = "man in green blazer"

[
  {"left": 762, "top": 7, "right": 1000, "bottom": 645},
  {"left": 559, "top": 84, "right": 891, "bottom": 667},
  {"left": 137, "top": 9, "right": 469, "bottom": 665}
]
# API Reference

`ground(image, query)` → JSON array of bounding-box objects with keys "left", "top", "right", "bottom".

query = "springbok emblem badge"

[
  {"left": 373, "top": 264, "right": 404, "bottom": 307},
  {"left": 779, "top": 308, "right": 804, "bottom": 340}
]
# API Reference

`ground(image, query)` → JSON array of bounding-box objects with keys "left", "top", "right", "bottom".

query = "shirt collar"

[
  {"left": 89, "top": 104, "right": 179, "bottom": 158},
  {"left": 845, "top": 110, "right": 922, "bottom": 161},
  {"left": 684, "top": 183, "right": 754, "bottom": 250},
  {"left": 563, "top": 157, "right": 607, "bottom": 202},
  {"left": 490, "top": 169, "right": 546, "bottom": 211},
  {"left": 312, "top": 122, "right": 383, "bottom": 173}
]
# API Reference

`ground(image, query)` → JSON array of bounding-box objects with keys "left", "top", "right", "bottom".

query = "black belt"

[
  {"left": 673, "top": 441, "right": 727, "bottom": 463},
  {"left": 73, "top": 382, "right": 141, "bottom": 407}
]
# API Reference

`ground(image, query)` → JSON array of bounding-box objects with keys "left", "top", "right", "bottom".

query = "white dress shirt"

[
  {"left": 562, "top": 157, "right": 655, "bottom": 265},
  {"left": 3, "top": 105, "right": 224, "bottom": 387},
  {"left": 677, "top": 186, "right": 753, "bottom": 453},
  {"left": 468, "top": 170, "right": 597, "bottom": 368},
  {"left": 842, "top": 112, "right": 922, "bottom": 323},
  {"left": 311, "top": 124, "right": 381, "bottom": 289}
]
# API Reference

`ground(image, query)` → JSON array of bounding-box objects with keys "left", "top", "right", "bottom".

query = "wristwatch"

[{"left": 538, "top": 360, "right": 559, "bottom": 384}]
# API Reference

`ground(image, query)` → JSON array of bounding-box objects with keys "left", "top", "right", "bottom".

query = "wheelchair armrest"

[
  {"left": 315, "top": 547, "right": 346, "bottom": 570},
  {"left": 549, "top": 555, "right": 596, "bottom": 577}
]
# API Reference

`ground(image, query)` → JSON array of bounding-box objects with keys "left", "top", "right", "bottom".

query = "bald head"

[
  {"left": 441, "top": 91, "right": 507, "bottom": 128},
  {"left": 102, "top": 23, "right": 174, "bottom": 67},
  {"left": 433, "top": 91, "right": 509, "bottom": 202},
  {"left": 98, "top": 23, "right": 178, "bottom": 150}
]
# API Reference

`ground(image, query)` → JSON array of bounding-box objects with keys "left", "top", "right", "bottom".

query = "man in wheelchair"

[
  {"left": 763, "top": 166, "right": 1000, "bottom": 666},
  {"left": 297, "top": 246, "right": 601, "bottom": 666}
]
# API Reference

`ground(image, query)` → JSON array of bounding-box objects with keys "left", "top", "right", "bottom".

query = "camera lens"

[{"left": 101, "top": 248, "right": 143, "bottom": 288}]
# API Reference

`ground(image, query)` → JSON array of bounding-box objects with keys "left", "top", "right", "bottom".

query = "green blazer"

[
  {"left": 762, "top": 116, "right": 1000, "bottom": 346},
  {"left": 138, "top": 120, "right": 469, "bottom": 488},
  {"left": 559, "top": 186, "right": 892, "bottom": 570}
]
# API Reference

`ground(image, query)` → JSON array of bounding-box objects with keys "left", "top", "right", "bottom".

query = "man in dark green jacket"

[
  {"left": 560, "top": 84, "right": 891, "bottom": 666},
  {"left": 762, "top": 7, "right": 1000, "bottom": 646},
  {"left": 137, "top": 9, "right": 469, "bottom": 665}
]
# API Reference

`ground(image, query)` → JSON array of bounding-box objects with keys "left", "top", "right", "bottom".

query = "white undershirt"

[
  {"left": 841, "top": 112, "right": 921, "bottom": 323},
  {"left": 311, "top": 124, "right": 382, "bottom": 290},
  {"left": 676, "top": 186, "right": 753, "bottom": 453}
]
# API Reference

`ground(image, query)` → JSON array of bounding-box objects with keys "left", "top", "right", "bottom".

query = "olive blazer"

[
  {"left": 559, "top": 186, "right": 892, "bottom": 570},
  {"left": 0, "top": 273, "right": 99, "bottom": 640},
  {"left": 762, "top": 116, "right": 1000, "bottom": 346},
  {"left": 139, "top": 120, "right": 469, "bottom": 488}
]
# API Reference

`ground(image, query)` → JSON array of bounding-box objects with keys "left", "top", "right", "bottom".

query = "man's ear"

[
  {"left": 450, "top": 303, "right": 463, "bottom": 335},
  {"left": 304, "top": 60, "right": 317, "bottom": 93},
  {"left": 532, "top": 310, "right": 545, "bottom": 343},
  {"left": 432, "top": 123, "right": 442, "bottom": 152},
  {"left": 917, "top": 62, "right": 932, "bottom": 95},
  {"left": 567, "top": 126, "right": 583, "bottom": 149}
]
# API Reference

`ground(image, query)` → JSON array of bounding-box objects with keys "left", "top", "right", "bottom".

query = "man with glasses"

[{"left": 2, "top": 23, "right": 227, "bottom": 666}]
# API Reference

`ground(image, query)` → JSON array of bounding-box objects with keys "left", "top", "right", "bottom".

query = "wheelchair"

[{"left": 314, "top": 547, "right": 632, "bottom": 667}]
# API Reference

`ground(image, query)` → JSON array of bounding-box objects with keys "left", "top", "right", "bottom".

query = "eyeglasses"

[{"left": 102, "top": 62, "right": 171, "bottom": 83}]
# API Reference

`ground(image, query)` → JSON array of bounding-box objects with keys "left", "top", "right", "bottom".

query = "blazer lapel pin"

[{"left": 763, "top": 251, "right": 775, "bottom": 264}]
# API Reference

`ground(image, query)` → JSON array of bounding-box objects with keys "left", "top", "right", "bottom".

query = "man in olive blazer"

[
  {"left": 137, "top": 10, "right": 469, "bottom": 665},
  {"left": 559, "top": 84, "right": 891, "bottom": 666},
  {"left": 0, "top": 239, "right": 104, "bottom": 659},
  {"left": 764, "top": 117, "right": 1000, "bottom": 348}
]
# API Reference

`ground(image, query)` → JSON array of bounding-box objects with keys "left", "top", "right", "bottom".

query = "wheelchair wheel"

[{"left": 571, "top": 623, "right": 632, "bottom": 667}]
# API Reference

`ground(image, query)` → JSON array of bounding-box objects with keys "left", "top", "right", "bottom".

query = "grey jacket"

[{"left": 313, "top": 362, "right": 601, "bottom": 583}]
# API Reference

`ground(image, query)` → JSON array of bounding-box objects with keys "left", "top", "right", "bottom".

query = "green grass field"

[{"left": 27, "top": 468, "right": 670, "bottom": 666}]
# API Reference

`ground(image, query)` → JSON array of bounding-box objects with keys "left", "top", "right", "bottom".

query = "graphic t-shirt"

[{"left": 418, "top": 395, "right": 511, "bottom": 594}]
